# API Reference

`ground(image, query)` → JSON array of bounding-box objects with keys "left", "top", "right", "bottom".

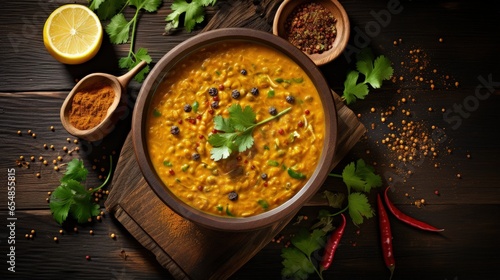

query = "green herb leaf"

[
  {"left": 153, "top": 108, "right": 162, "bottom": 117},
  {"left": 288, "top": 168, "right": 306, "bottom": 180},
  {"left": 257, "top": 199, "right": 269, "bottom": 210},
  {"left": 93, "top": 0, "right": 160, "bottom": 83},
  {"left": 341, "top": 48, "right": 393, "bottom": 104},
  {"left": 106, "top": 13, "right": 132, "bottom": 44},
  {"left": 281, "top": 247, "right": 316, "bottom": 280},
  {"left": 267, "top": 160, "right": 280, "bottom": 167},
  {"left": 62, "top": 159, "right": 88, "bottom": 182},
  {"left": 343, "top": 71, "right": 369, "bottom": 104},
  {"left": 192, "top": 101, "right": 199, "bottom": 113},
  {"left": 324, "top": 190, "right": 345, "bottom": 209},
  {"left": 281, "top": 228, "right": 326, "bottom": 279},
  {"left": 208, "top": 104, "right": 291, "bottom": 161},
  {"left": 165, "top": 0, "right": 216, "bottom": 33},
  {"left": 342, "top": 159, "right": 382, "bottom": 193},
  {"left": 90, "top": 0, "right": 127, "bottom": 20},
  {"left": 348, "top": 192, "right": 374, "bottom": 226},
  {"left": 163, "top": 160, "right": 172, "bottom": 167},
  {"left": 267, "top": 89, "right": 275, "bottom": 97},
  {"left": 49, "top": 158, "right": 113, "bottom": 224}
]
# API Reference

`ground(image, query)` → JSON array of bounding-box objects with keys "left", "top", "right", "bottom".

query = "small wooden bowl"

[
  {"left": 60, "top": 61, "right": 146, "bottom": 142},
  {"left": 273, "top": 0, "right": 350, "bottom": 66}
]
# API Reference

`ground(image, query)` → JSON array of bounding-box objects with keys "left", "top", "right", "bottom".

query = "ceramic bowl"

[
  {"left": 273, "top": 0, "right": 350, "bottom": 66},
  {"left": 132, "top": 28, "right": 337, "bottom": 231}
]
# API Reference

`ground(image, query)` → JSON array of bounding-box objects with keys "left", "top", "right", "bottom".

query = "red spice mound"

[{"left": 284, "top": 2, "right": 337, "bottom": 55}]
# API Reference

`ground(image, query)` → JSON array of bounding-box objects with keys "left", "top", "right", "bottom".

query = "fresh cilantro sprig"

[
  {"left": 281, "top": 228, "right": 326, "bottom": 280},
  {"left": 208, "top": 104, "right": 291, "bottom": 161},
  {"left": 164, "top": 0, "right": 217, "bottom": 34},
  {"left": 88, "top": 0, "right": 161, "bottom": 82},
  {"left": 49, "top": 158, "right": 112, "bottom": 224},
  {"left": 342, "top": 48, "right": 394, "bottom": 104},
  {"left": 280, "top": 159, "right": 381, "bottom": 280},
  {"left": 328, "top": 159, "right": 382, "bottom": 225}
]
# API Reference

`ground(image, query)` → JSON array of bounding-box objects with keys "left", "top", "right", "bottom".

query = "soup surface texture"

[{"left": 146, "top": 41, "right": 325, "bottom": 217}]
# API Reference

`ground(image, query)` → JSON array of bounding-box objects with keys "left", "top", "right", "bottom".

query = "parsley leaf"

[
  {"left": 281, "top": 228, "right": 326, "bottom": 280},
  {"left": 208, "top": 104, "right": 291, "bottom": 161},
  {"left": 348, "top": 192, "right": 375, "bottom": 226},
  {"left": 342, "top": 48, "right": 393, "bottom": 104},
  {"left": 165, "top": 0, "right": 217, "bottom": 33},
  {"left": 49, "top": 158, "right": 112, "bottom": 225}
]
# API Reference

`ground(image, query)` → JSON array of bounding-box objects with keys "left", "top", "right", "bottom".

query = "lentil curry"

[{"left": 146, "top": 41, "right": 325, "bottom": 217}]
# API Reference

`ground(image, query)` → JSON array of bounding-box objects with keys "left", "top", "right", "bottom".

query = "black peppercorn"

[
  {"left": 184, "top": 104, "right": 192, "bottom": 112},
  {"left": 211, "top": 101, "right": 219, "bottom": 109},
  {"left": 170, "top": 126, "right": 180, "bottom": 135},
  {"left": 240, "top": 69, "right": 247, "bottom": 75},
  {"left": 231, "top": 89, "right": 241, "bottom": 99},
  {"left": 250, "top": 87, "right": 259, "bottom": 96},
  {"left": 286, "top": 95, "right": 295, "bottom": 104},
  {"left": 228, "top": 191, "right": 238, "bottom": 201},
  {"left": 269, "top": 106, "right": 277, "bottom": 116},
  {"left": 192, "top": 153, "right": 200, "bottom": 161},
  {"left": 261, "top": 173, "right": 268, "bottom": 180},
  {"left": 208, "top": 87, "right": 218, "bottom": 96}
]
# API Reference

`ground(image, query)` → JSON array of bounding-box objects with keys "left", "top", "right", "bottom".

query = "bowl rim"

[{"left": 132, "top": 28, "right": 338, "bottom": 231}]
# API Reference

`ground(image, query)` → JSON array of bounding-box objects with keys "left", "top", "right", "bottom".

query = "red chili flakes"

[
  {"left": 304, "top": 109, "right": 310, "bottom": 115},
  {"left": 218, "top": 84, "right": 225, "bottom": 90},
  {"left": 284, "top": 2, "right": 337, "bottom": 55},
  {"left": 298, "top": 121, "right": 304, "bottom": 128},
  {"left": 169, "top": 169, "right": 175, "bottom": 175},
  {"left": 278, "top": 128, "right": 285, "bottom": 135}
]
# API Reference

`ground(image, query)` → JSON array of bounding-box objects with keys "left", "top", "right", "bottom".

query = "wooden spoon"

[{"left": 60, "top": 61, "right": 147, "bottom": 142}]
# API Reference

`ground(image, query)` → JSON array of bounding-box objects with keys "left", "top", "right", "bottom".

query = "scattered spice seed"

[
  {"left": 110, "top": 233, "right": 116, "bottom": 239},
  {"left": 53, "top": 237, "right": 58, "bottom": 242},
  {"left": 86, "top": 255, "right": 91, "bottom": 261}
]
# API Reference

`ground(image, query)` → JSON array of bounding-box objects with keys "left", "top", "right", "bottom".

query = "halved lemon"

[{"left": 43, "top": 4, "right": 103, "bottom": 64}]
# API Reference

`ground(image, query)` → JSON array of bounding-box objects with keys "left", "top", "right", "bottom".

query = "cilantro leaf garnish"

[
  {"left": 342, "top": 48, "right": 393, "bottom": 104},
  {"left": 348, "top": 192, "right": 375, "bottom": 226},
  {"left": 89, "top": 0, "right": 161, "bottom": 82},
  {"left": 327, "top": 159, "right": 382, "bottom": 226},
  {"left": 49, "top": 158, "right": 112, "bottom": 225},
  {"left": 342, "top": 159, "right": 382, "bottom": 193},
  {"left": 164, "top": 0, "right": 217, "bottom": 33},
  {"left": 208, "top": 104, "right": 291, "bottom": 161},
  {"left": 281, "top": 228, "right": 326, "bottom": 280}
]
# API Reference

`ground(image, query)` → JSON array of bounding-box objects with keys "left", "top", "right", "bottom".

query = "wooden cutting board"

[{"left": 105, "top": 1, "right": 365, "bottom": 279}]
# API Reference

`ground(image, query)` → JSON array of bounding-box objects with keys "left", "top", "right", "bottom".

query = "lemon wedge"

[{"left": 43, "top": 4, "right": 103, "bottom": 64}]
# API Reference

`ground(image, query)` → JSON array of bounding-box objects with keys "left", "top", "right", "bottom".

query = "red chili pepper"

[
  {"left": 384, "top": 187, "right": 444, "bottom": 232},
  {"left": 377, "top": 193, "right": 395, "bottom": 279},
  {"left": 320, "top": 213, "right": 346, "bottom": 272}
]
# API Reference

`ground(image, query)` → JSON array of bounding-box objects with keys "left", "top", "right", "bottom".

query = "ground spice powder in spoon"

[{"left": 69, "top": 84, "right": 115, "bottom": 130}]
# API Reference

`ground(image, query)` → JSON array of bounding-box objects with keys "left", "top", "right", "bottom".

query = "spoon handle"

[{"left": 116, "top": 60, "right": 148, "bottom": 89}]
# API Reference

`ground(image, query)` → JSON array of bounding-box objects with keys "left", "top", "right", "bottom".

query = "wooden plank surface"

[{"left": 1, "top": 0, "right": 500, "bottom": 279}]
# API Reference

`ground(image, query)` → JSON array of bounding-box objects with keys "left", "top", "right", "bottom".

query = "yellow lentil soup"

[{"left": 146, "top": 41, "right": 325, "bottom": 217}]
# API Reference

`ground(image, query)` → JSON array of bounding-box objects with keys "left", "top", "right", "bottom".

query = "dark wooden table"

[{"left": 1, "top": 0, "right": 499, "bottom": 279}]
